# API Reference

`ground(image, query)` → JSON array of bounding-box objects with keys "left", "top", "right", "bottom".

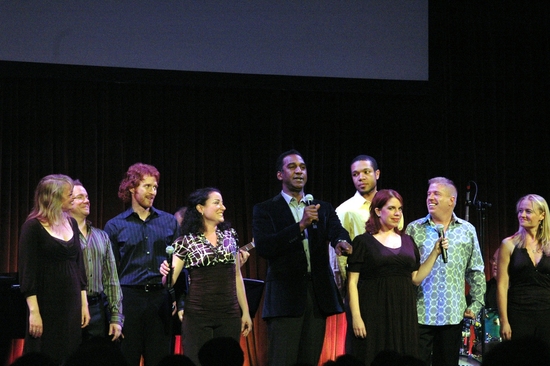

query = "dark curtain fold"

[{"left": 2, "top": 1, "right": 550, "bottom": 365}]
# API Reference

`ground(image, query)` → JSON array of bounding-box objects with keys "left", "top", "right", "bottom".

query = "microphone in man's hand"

[
  {"left": 435, "top": 224, "right": 448, "bottom": 263},
  {"left": 166, "top": 245, "right": 175, "bottom": 286},
  {"left": 304, "top": 194, "right": 317, "bottom": 229}
]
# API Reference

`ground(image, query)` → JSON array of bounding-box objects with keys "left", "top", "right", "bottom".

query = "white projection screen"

[{"left": 0, "top": 1, "right": 428, "bottom": 81}]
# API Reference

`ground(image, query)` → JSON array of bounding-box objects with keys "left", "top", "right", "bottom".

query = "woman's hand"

[
  {"left": 500, "top": 321, "right": 512, "bottom": 341},
  {"left": 352, "top": 316, "right": 367, "bottom": 339},
  {"left": 178, "top": 309, "right": 184, "bottom": 322},
  {"left": 239, "top": 249, "right": 250, "bottom": 267},
  {"left": 81, "top": 304, "right": 91, "bottom": 328},
  {"left": 240, "top": 312, "right": 253, "bottom": 337},
  {"left": 28, "top": 310, "right": 43, "bottom": 338},
  {"left": 159, "top": 260, "right": 171, "bottom": 276}
]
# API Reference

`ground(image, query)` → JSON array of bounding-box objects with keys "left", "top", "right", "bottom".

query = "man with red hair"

[{"left": 105, "top": 163, "right": 178, "bottom": 366}]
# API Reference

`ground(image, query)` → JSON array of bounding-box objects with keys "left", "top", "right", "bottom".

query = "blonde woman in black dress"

[{"left": 18, "top": 174, "right": 89, "bottom": 364}]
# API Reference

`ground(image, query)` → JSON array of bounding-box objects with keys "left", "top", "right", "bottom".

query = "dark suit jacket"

[{"left": 252, "top": 193, "right": 351, "bottom": 319}]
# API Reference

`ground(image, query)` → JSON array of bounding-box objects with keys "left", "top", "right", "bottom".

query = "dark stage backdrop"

[{"left": 1, "top": 1, "right": 550, "bottom": 365}]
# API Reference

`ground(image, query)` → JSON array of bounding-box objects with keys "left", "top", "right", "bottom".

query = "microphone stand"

[{"left": 465, "top": 180, "right": 492, "bottom": 359}]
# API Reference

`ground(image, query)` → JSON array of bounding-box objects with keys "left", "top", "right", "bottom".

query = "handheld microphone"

[
  {"left": 165, "top": 245, "right": 175, "bottom": 287},
  {"left": 304, "top": 194, "right": 317, "bottom": 229},
  {"left": 465, "top": 184, "right": 471, "bottom": 222},
  {"left": 435, "top": 224, "right": 448, "bottom": 263}
]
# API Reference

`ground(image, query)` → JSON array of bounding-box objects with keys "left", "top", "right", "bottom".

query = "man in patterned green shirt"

[{"left": 405, "top": 177, "right": 485, "bottom": 366}]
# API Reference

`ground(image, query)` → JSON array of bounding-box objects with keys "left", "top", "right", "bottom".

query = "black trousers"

[
  {"left": 418, "top": 323, "right": 462, "bottom": 366},
  {"left": 120, "top": 287, "right": 172, "bottom": 366},
  {"left": 82, "top": 297, "right": 108, "bottom": 341},
  {"left": 266, "top": 280, "right": 327, "bottom": 366},
  {"left": 181, "top": 314, "right": 241, "bottom": 366}
]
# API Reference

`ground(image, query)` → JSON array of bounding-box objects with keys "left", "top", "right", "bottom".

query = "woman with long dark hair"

[{"left": 160, "top": 187, "right": 251, "bottom": 365}]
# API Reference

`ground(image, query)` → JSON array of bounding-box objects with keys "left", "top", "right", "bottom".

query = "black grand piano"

[{"left": 0, "top": 273, "right": 26, "bottom": 365}]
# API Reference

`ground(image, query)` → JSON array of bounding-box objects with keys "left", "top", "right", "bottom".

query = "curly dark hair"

[
  {"left": 117, "top": 163, "right": 160, "bottom": 203},
  {"left": 180, "top": 187, "right": 230, "bottom": 236}
]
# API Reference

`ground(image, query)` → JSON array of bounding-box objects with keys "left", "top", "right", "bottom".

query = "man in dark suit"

[{"left": 252, "top": 149, "right": 352, "bottom": 366}]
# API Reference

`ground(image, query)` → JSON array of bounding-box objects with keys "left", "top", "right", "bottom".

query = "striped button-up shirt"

[{"left": 80, "top": 222, "right": 124, "bottom": 326}]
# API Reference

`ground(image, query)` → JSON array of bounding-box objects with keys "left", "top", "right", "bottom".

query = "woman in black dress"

[
  {"left": 497, "top": 194, "right": 550, "bottom": 344},
  {"left": 347, "top": 189, "right": 447, "bottom": 365},
  {"left": 18, "top": 174, "right": 89, "bottom": 364}
]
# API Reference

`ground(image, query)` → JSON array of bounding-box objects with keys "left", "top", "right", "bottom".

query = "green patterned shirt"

[{"left": 405, "top": 213, "right": 486, "bottom": 325}]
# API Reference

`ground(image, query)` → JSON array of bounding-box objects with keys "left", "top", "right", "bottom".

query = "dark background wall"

[
  {"left": 3, "top": 1, "right": 549, "bottom": 275},
  {"left": 1, "top": 4, "right": 550, "bottom": 363}
]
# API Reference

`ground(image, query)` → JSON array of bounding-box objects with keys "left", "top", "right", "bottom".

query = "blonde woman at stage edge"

[{"left": 498, "top": 194, "right": 550, "bottom": 345}]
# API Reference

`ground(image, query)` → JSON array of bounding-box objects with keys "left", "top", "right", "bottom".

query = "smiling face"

[
  {"left": 197, "top": 191, "right": 226, "bottom": 226},
  {"left": 70, "top": 185, "right": 90, "bottom": 219},
  {"left": 375, "top": 197, "right": 403, "bottom": 231},
  {"left": 517, "top": 198, "right": 545, "bottom": 231},
  {"left": 426, "top": 183, "right": 456, "bottom": 221},
  {"left": 351, "top": 159, "right": 380, "bottom": 198},
  {"left": 60, "top": 184, "right": 75, "bottom": 212},
  {"left": 277, "top": 154, "right": 307, "bottom": 195},
  {"left": 130, "top": 175, "right": 158, "bottom": 210}
]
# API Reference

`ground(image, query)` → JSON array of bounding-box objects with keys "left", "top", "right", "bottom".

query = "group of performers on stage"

[{"left": 15, "top": 151, "right": 550, "bottom": 366}]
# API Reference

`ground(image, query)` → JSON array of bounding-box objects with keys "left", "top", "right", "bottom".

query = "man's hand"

[
  {"left": 299, "top": 204, "right": 320, "bottom": 231},
  {"left": 109, "top": 323, "right": 123, "bottom": 341},
  {"left": 335, "top": 241, "right": 352, "bottom": 256},
  {"left": 464, "top": 308, "right": 476, "bottom": 319}
]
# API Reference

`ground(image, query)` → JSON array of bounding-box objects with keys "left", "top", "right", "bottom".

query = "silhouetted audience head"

[
  {"left": 482, "top": 336, "right": 550, "bottom": 366},
  {"left": 157, "top": 354, "right": 196, "bottom": 366},
  {"left": 198, "top": 337, "right": 244, "bottom": 366},
  {"left": 371, "top": 350, "right": 425, "bottom": 366},
  {"left": 333, "top": 354, "right": 366, "bottom": 366},
  {"left": 10, "top": 352, "right": 56, "bottom": 366},
  {"left": 64, "top": 336, "right": 128, "bottom": 366},
  {"left": 371, "top": 350, "right": 403, "bottom": 366}
]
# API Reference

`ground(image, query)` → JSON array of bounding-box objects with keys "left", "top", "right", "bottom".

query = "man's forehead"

[
  {"left": 73, "top": 185, "right": 87, "bottom": 194},
  {"left": 283, "top": 154, "right": 305, "bottom": 165},
  {"left": 351, "top": 160, "right": 374, "bottom": 172},
  {"left": 140, "top": 175, "right": 158, "bottom": 183},
  {"left": 428, "top": 183, "right": 447, "bottom": 193}
]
